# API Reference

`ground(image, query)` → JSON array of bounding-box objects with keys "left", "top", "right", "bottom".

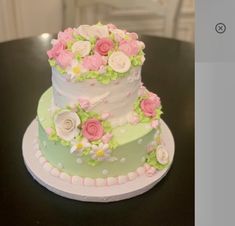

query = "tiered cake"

[{"left": 36, "top": 23, "right": 170, "bottom": 186}]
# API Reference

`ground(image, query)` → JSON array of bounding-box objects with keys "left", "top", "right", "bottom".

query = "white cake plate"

[{"left": 22, "top": 119, "right": 175, "bottom": 202}]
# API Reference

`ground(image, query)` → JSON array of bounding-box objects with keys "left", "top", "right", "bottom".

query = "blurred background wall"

[{"left": 0, "top": 0, "right": 194, "bottom": 43}]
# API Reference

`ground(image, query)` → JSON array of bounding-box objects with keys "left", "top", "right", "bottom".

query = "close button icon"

[{"left": 215, "top": 23, "right": 226, "bottom": 34}]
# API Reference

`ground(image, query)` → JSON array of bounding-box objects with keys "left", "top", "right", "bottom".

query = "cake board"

[{"left": 22, "top": 119, "right": 175, "bottom": 202}]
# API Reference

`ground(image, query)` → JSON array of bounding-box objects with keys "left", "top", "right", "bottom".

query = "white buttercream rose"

[
  {"left": 54, "top": 110, "right": 81, "bottom": 141},
  {"left": 71, "top": 41, "right": 91, "bottom": 57},
  {"left": 108, "top": 51, "right": 131, "bottom": 73},
  {"left": 156, "top": 145, "right": 169, "bottom": 165},
  {"left": 77, "top": 25, "right": 94, "bottom": 39},
  {"left": 91, "top": 25, "right": 109, "bottom": 38}
]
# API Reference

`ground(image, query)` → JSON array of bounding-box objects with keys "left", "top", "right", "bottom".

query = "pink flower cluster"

[
  {"left": 46, "top": 24, "right": 145, "bottom": 74},
  {"left": 47, "top": 28, "right": 74, "bottom": 68},
  {"left": 140, "top": 93, "right": 161, "bottom": 117},
  {"left": 82, "top": 53, "right": 103, "bottom": 71},
  {"left": 119, "top": 40, "right": 139, "bottom": 56}
]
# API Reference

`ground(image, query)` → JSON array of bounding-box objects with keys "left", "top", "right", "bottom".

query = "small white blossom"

[
  {"left": 70, "top": 138, "right": 91, "bottom": 155},
  {"left": 90, "top": 143, "right": 111, "bottom": 161}
]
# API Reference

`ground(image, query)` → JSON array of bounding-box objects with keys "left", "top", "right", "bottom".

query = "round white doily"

[{"left": 22, "top": 119, "right": 175, "bottom": 202}]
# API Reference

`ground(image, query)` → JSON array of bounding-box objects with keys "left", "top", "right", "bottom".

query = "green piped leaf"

[
  {"left": 48, "top": 131, "right": 59, "bottom": 141},
  {"left": 102, "top": 120, "right": 112, "bottom": 132},
  {"left": 55, "top": 65, "right": 66, "bottom": 74},
  {"left": 109, "top": 139, "right": 119, "bottom": 150},
  {"left": 67, "top": 41, "right": 74, "bottom": 50},
  {"left": 91, "top": 140, "right": 101, "bottom": 145},
  {"left": 61, "top": 140, "right": 70, "bottom": 146},
  {"left": 82, "top": 148, "right": 91, "bottom": 156},
  {"left": 74, "top": 34, "right": 85, "bottom": 41},
  {"left": 48, "top": 59, "right": 56, "bottom": 67}
]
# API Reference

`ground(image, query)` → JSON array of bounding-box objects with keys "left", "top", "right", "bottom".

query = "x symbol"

[{"left": 215, "top": 23, "right": 226, "bottom": 34}]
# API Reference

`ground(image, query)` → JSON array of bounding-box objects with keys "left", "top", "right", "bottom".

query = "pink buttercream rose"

[
  {"left": 95, "top": 38, "right": 114, "bottom": 56},
  {"left": 82, "top": 118, "right": 104, "bottom": 141},
  {"left": 83, "top": 53, "right": 103, "bottom": 71},
  {"left": 140, "top": 96, "right": 161, "bottom": 117},
  {"left": 119, "top": 40, "right": 139, "bottom": 56},
  {"left": 47, "top": 41, "right": 65, "bottom": 59},
  {"left": 58, "top": 28, "right": 74, "bottom": 44},
  {"left": 56, "top": 50, "right": 73, "bottom": 68}
]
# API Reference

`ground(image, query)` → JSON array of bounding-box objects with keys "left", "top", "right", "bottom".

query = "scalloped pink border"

[{"left": 33, "top": 139, "right": 157, "bottom": 187}]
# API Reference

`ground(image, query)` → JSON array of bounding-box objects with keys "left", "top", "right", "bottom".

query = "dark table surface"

[{"left": 0, "top": 35, "right": 194, "bottom": 226}]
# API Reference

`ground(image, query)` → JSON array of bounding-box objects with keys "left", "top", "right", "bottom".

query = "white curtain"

[{"left": 0, "top": 0, "right": 63, "bottom": 42}]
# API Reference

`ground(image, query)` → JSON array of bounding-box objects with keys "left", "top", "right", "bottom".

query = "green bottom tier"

[{"left": 37, "top": 88, "right": 159, "bottom": 178}]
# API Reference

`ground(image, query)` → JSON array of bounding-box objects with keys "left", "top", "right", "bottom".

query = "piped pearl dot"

[
  {"left": 137, "top": 166, "right": 145, "bottom": 176},
  {"left": 118, "top": 175, "right": 128, "bottom": 184},
  {"left": 128, "top": 172, "right": 138, "bottom": 181},
  {"left": 43, "top": 162, "right": 52, "bottom": 172},
  {"left": 35, "top": 150, "right": 42, "bottom": 159},
  {"left": 102, "top": 169, "right": 108, "bottom": 175},
  {"left": 33, "top": 144, "right": 40, "bottom": 150},
  {"left": 84, "top": 178, "right": 95, "bottom": 186},
  {"left": 72, "top": 176, "right": 83, "bottom": 185},
  {"left": 39, "top": 156, "right": 46, "bottom": 165},
  {"left": 120, "top": 157, "right": 126, "bottom": 163},
  {"left": 144, "top": 163, "right": 151, "bottom": 171},
  {"left": 96, "top": 178, "right": 106, "bottom": 187},
  {"left": 107, "top": 177, "right": 117, "bottom": 186},
  {"left": 146, "top": 167, "right": 156, "bottom": 177},
  {"left": 60, "top": 172, "right": 71, "bottom": 182},
  {"left": 76, "top": 158, "right": 83, "bottom": 164},
  {"left": 50, "top": 168, "right": 60, "bottom": 177}
]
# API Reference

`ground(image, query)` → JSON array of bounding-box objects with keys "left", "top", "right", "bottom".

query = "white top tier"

[{"left": 52, "top": 66, "right": 142, "bottom": 126}]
